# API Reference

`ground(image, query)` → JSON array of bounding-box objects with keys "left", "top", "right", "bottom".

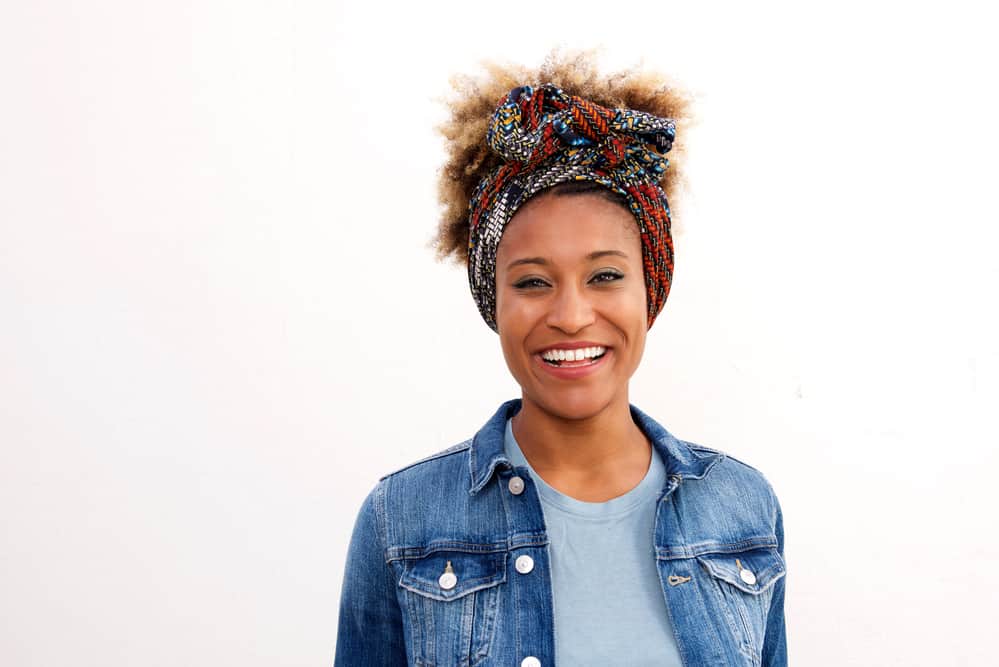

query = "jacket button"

[
  {"left": 736, "top": 558, "right": 757, "bottom": 585},
  {"left": 521, "top": 657, "right": 541, "bottom": 667},
  {"left": 438, "top": 560, "right": 457, "bottom": 590},
  {"left": 515, "top": 555, "right": 534, "bottom": 574},
  {"left": 508, "top": 476, "right": 525, "bottom": 495}
]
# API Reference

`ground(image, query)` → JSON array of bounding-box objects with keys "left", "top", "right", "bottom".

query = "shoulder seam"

[
  {"left": 715, "top": 450, "right": 768, "bottom": 476},
  {"left": 371, "top": 476, "right": 391, "bottom": 563},
  {"left": 687, "top": 442, "right": 726, "bottom": 456},
  {"left": 684, "top": 440, "right": 767, "bottom": 475},
  {"left": 700, "top": 448, "right": 780, "bottom": 520},
  {"left": 686, "top": 441, "right": 776, "bottom": 493},
  {"left": 378, "top": 439, "right": 472, "bottom": 481}
]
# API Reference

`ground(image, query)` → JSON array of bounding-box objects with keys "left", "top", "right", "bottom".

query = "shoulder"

[
  {"left": 677, "top": 434, "right": 776, "bottom": 490},
  {"left": 367, "top": 439, "right": 477, "bottom": 521},
  {"left": 354, "top": 438, "right": 473, "bottom": 521},
  {"left": 699, "top": 442, "right": 777, "bottom": 494},
  {"left": 679, "top": 439, "right": 782, "bottom": 525},
  {"left": 632, "top": 402, "right": 779, "bottom": 506},
  {"left": 360, "top": 437, "right": 503, "bottom": 554},
  {"left": 376, "top": 439, "right": 473, "bottom": 483}
]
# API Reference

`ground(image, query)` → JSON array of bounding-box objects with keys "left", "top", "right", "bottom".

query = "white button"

[
  {"left": 508, "top": 476, "right": 525, "bottom": 495},
  {"left": 521, "top": 657, "right": 541, "bottom": 667},
  {"left": 438, "top": 572, "right": 457, "bottom": 590},
  {"left": 739, "top": 568, "right": 757, "bottom": 585},
  {"left": 515, "top": 555, "right": 534, "bottom": 574}
]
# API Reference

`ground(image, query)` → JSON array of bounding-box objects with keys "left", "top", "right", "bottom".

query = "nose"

[{"left": 545, "top": 283, "right": 596, "bottom": 334}]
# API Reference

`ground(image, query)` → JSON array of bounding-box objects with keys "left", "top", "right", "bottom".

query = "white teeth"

[{"left": 540, "top": 346, "right": 607, "bottom": 362}]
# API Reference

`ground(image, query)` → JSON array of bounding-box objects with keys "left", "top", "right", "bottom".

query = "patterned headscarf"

[{"left": 467, "top": 83, "right": 677, "bottom": 332}]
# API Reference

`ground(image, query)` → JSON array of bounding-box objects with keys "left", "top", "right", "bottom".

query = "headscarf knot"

[{"left": 485, "top": 84, "right": 675, "bottom": 176}]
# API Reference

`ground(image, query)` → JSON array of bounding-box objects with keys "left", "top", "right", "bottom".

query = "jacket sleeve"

[
  {"left": 761, "top": 495, "right": 787, "bottom": 666},
  {"left": 334, "top": 481, "right": 408, "bottom": 666}
]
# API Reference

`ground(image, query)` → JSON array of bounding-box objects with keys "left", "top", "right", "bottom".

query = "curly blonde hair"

[{"left": 433, "top": 48, "right": 695, "bottom": 265}]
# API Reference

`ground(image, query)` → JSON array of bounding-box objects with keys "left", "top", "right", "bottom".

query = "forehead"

[{"left": 496, "top": 193, "right": 641, "bottom": 265}]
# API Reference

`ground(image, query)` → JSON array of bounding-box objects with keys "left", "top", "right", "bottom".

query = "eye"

[
  {"left": 590, "top": 270, "right": 624, "bottom": 284},
  {"left": 513, "top": 277, "right": 551, "bottom": 290}
]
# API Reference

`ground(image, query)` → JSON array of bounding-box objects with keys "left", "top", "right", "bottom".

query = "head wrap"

[{"left": 466, "top": 83, "right": 677, "bottom": 332}]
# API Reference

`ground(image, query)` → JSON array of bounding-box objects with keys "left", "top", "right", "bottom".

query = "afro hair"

[{"left": 433, "top": 48, "right": 695, "bottom": 265}]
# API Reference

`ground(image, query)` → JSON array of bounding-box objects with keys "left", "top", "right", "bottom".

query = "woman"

[{"left": 335, "top": 53, "right": 786, "bottom": 666}]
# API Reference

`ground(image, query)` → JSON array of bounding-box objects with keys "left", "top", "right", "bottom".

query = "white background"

[{"left": 2, "top": 1, "right": 997, "bottom": 665}]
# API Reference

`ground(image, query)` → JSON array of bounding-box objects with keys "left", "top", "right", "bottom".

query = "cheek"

[
  {"left": 615, "top": 282, "right": 649, "bottom": 353},
  {"left": 494, "top": 288, "right": 515, "bottom": 336},
  {"left": 495, "top": 290, "right": 527, "bottom": 356},
  {"left": 495, "top": 282, "right": 542, "bottom": 330},
  {"left": 621, "top": 280, "right": 649, "bottom": 322}
]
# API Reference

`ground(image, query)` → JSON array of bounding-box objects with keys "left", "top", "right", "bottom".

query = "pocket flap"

[
  {"left": 697, "top": 547, "right": 785, "bottom": 595},
  {"left": 399, "top": 551, "right": 507, "bottom": 602}
]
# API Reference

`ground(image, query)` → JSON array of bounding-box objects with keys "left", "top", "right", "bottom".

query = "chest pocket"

[
  {"left": 397, "top": 551, "right": 507, "bottom": 667},
  {"left": 697, "top": 547, "right": 785, "bottom": 664}
]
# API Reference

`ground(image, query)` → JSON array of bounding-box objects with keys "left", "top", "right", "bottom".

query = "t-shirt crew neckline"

[{"left": 504, "top": 417, "right": 665, "bottom": 520}]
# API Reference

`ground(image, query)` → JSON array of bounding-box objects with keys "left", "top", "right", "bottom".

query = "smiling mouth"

[{"left": 539, "top": 346, "right": 608, "bottom": 367}]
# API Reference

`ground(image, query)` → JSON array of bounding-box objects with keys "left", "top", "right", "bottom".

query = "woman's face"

[{"left": 495, "top": 191, "right": 649, "bottom": 421}]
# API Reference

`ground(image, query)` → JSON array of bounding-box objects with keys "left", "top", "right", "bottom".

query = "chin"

[{"left": 524, "top": 385, "right": 620, "bottom": 422}]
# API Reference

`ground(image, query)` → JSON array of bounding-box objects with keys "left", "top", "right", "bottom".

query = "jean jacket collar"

[{"left": 468, "top": 398, "right": 723, "bottom": 496}]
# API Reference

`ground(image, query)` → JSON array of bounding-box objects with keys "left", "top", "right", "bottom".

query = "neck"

[{"left": 510, "top": 392, "right": 652, "bottom": 500}]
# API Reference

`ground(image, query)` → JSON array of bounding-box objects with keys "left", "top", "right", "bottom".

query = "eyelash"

[
  {"left": 591, "top": 270, "right": 624, "bottom": 284},
  {"left": 513, "top": 271, "right": 624, "bottom": 290}
]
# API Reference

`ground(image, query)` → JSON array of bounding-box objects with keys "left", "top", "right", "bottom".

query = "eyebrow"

[{"left": 505, "top": 250, "right": 629, "bottom": 271}]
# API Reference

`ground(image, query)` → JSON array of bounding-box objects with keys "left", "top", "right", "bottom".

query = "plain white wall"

[{"left": 2, "top": 0, "right": 996, "bottom": 665}]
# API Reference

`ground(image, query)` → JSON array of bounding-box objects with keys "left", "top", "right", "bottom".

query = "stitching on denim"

[
  {"left": 494, "top": 466, "right": 525, "bottom": 665},
  {"left": 423, "top": 591, "right": 436, "bottom": 667},
  {"left": 379, "top": 440, "right": 472, "bottom": 481},
  {"left": 372, "top": 480, "right": 391, "bottom": 559},
  {"left": 656, "top": 537, "right": 778, "bottom": 560},
  {"left": 459, "top": 592, "right": 474, "bottom": 666},
  {"left": 405, "top": 587, "right": 425, "bottom": 665},
  {"left": 388, "top": 543, "right": 508, "bottom": 561},
  {"left": 729, "top": 577, "right": 760, "bottom": 663},
  {"left": 469, "top": 581, "right": 501, "bottom": 666},
  {"left": 468, "top": 434, "right": 478, "bottom": 494},
  {"left": 386, "top": 535, "right": 549, "bottom": 562},
  {"left": 696, "top": 552, "right": 786, "bottom": 595},
  {"left": 703, "top": 564, "right": 750, "bottom": 662},
  {"left": 400, "top": 573, "right": 506, "bottom": 602}
]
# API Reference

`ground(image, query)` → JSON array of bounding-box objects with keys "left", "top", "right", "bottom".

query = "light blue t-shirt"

[{"left": 504, "top": 418, "right": 683, "bottom": 666}]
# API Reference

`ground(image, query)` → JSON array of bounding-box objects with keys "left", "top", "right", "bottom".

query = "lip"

[{"left": 533, "top": 347, "right": 612, "bottom": 380}]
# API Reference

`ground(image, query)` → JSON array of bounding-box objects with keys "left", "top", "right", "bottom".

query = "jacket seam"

[
  {"left": 372, "top": 480, "right": 392, "bottom": 567},
  {"left": 386, "top": 536, "right": 548, "bottom": 562},
  {"left": 378, "top": 440, "right": 472, "bottom": 481},
  {"left": 656, "top": 537, "right": 779, "bottom": 559}
]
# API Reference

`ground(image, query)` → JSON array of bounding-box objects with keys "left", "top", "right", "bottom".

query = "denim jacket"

[{"left": 335, "top": 399, "right": 787, "bottom": 666}]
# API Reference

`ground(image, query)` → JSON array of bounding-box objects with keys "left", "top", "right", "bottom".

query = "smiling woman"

[
  {"left": 496, "top": 191, "right": 649, "bottom": 436},
  {"left": 334, "top": 50, "right": 787, "bottom": 667}
]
